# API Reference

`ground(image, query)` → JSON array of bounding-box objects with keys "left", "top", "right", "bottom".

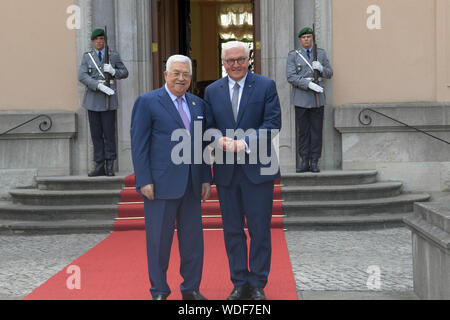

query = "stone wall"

[
  {"left": 0, "top": 111, "right": 77, "bottom": 199},
  {"left": 335, "top": 103, "right": 450, "bottom": 192},
  {"left": 404, "top": 203, "right": 450, "bottom": 299}
]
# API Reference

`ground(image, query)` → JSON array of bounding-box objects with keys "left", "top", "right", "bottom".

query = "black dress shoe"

[
  {"left": 105, "top": 160, "right": 115, "bottom": 177},
  {"left": 250, "top": 287, "right": 266, "bottom": 300},
  {"left": 153, "top": 294, "right": 168, "bottom": 300},
  {"left": 88, "top": 162, "right": 105, "bottom": 177},
  {"left": 310, "top": 159, "right": 320, "bottom": 173},
  {"left": 182, "top": 291, "right": 208, "bottom": 300},
  {"left": 296, "top": 159, "right": 310, "bottom": 173},
  {"left": 227, "top": 286, "right": 250, "bottom": 300}
]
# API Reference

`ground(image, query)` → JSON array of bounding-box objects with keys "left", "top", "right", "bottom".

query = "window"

[{"left": 218, "top": 2, "right": 254, "bottom": 77}]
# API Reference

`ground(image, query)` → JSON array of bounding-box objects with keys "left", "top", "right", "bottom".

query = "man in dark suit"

[
  {"left": 204, "top": 41, "right": 282, "bottom": 300},
  {"left": 130, "top": 55, "right": 212, "bottom": 300}
]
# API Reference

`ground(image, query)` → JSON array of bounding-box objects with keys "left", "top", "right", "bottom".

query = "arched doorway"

[{"left": 151, "top": 0, "right": 261, "bottom": 98}]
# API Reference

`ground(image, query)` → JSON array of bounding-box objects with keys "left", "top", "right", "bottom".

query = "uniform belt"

[
  {"left": 305, "top": 77, "right": 323, "bottom": 82},
  {"left": 98, "top": 80, "right": 115, "bottom": 85}
]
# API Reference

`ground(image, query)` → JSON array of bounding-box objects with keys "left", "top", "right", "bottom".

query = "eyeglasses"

[
  {"left": 168, "top": 72, "right": 192, "bottom": 80},
  {"left": 224, "top": 57, "right": 248, "bottom": 66}
]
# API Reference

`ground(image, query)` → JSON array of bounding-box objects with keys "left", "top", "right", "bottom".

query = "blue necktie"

[{"left": 98, "top": 51, "right": 102, "bottom": 61}]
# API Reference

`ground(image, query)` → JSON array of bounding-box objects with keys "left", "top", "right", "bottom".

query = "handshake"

[{"left": 218, "top": 137, "right": 248, "bottom": 153}]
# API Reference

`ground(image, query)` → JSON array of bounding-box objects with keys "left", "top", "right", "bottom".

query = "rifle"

[
  {"left": 104, "top": 25, "right": 111, "bottom": 110},
  {"left": 312, "top": 24, "right": 321, "bottom": 108}
]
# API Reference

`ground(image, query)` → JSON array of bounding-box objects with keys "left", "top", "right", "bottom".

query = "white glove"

[
  {"left": 97, "top": 83, "right": 115, "bottom": 96},
  {"left": 308, "top": 82, "right": 324, "bottom": 93},
  {"left": 312, "top": 61, "right": 324, "bottom": 73},
  {"left": 103, "top": 64, "right": 116, "bottom": 76}
]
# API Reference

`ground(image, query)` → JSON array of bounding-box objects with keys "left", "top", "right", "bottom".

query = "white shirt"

[
  {"left": 227, "top": 73, "right": 250, "bottom": 153},
  {"left": 228, "top": 72, "right": 248, "bottom": 116}
]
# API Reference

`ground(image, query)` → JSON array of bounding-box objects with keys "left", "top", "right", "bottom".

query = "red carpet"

[
  {"left": 25, "top": 229, "right": 297, "bottom": 300},
  {"left": 115, "top": 174, "right": 283, "bottom": 231},
  {"left": 25, "top": 174, "right": 298, "bottom": 300}
]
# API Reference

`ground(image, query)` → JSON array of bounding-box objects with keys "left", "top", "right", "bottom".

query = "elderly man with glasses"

[
  {"left": 204, "top": 41, "right": 282, "bottom": 300},
  {"left": 131, "top": 55, "right": 212, "bottom": 300}
]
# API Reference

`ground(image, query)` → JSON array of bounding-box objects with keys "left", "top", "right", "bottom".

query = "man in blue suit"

[
  {"left": 130, "top": 55, "right": 212, "bottom": 300},
  {"left": 204, "top": 41, "right": 282, "bottom": 300}
]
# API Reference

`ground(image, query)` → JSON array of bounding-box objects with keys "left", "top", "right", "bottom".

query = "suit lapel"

[
  {"left": 236, "top": 72, "right": 256, "bottom": 127},
  {"left": 158, "top": 87, "right": 185, "bottom": 129}
]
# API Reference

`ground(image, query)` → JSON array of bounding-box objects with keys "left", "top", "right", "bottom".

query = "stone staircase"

[
  {"left": 0, "top": 170, "right": 431, "bottom": 234},
  {"left": 282, "top": 170, "right": 430, "bottom": 229},
  {"left": 0, "top": 176, "right": 125, "bottom": 234}
]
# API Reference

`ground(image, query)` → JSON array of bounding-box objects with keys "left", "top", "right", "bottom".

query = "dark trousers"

[
  {"left": 144, "top": 175, "right": 204, "bottom": 298},
  {"left": 295, "top": 106, "right": 324, "bottom": 161},
  {"left": 88, "top": 110, "right": 117, "bottom": 163},
  {"left": 216, "top": 165, "right": 274, "bottom": 289}
]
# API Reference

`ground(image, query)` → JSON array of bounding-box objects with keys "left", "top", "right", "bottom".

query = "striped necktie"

[
  {"left": 176, "top": 97, "right": 190, "bottom": 132},
  {"left": 232, "top": 83, "right": 240, "bottom": 121}
]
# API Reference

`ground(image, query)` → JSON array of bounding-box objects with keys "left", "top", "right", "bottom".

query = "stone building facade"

[{"left": 1, "top": 0, "right": 450, "bottom": 197}]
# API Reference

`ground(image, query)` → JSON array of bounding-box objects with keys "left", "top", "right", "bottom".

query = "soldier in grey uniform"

[
  {"left": 286, "top": 27, "right": 333, "bottom": 173},
  {"left": 78, "top": 28, "right": 129, "bottom": 177}
]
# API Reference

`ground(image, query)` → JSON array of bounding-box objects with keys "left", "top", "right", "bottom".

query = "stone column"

[
  {"left": 114, "top": 0, "right": 153, "bottom": 174},
  {"left": 74, "top": 0, "right": 93, "bottom": 175},
  {"left": 314, "top": 0, "right": 341, "bottom": 170},
  {"left": 260, "top": 0, "right": 296, "bottom": 173}
]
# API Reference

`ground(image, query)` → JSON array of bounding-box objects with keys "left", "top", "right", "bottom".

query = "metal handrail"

[
  {"left": 358, "top": 108, "right": 450, "bottom": 145},
  {"left": 0, "top": 114, "right": 53, "bottom": 137}
]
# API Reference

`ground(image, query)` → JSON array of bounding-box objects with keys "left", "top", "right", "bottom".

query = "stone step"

[
  {"left": 0, "top": 202, "right": 117, "bottom": 221},
  {"left": 283, "top": 212, "right": 411, "bottom": 230},
  {"left": 283, "top": 193, "right": 430, "bottom": 217},
  {"left": 9, "top": 189, "right": 122, "bottom": 206},
  {"left": 0, "top": 219, "right": 114, "bottom": 235},
  {"left": 281, "top": 170, "right": 378, "bottom": 187},
  {"left": 282, "top": 181, "right": 403, "bottom": 201},
  {"left": 36, "top": 175, "right": 125, "bottom": 191}
]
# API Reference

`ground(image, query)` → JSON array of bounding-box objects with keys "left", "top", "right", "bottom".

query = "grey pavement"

[
  {"left": 0, "top": 233, "right": 110, "bottom": 300},
  {"left": 285, "top": 227, "right": 418, "bottom": 300},
  {"left": 0, "top": 226, "right": 418, "bottom": 300}
]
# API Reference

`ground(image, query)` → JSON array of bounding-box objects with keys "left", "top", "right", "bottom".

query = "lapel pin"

[{"left": 192, "top": 102, "right": 196, "bottom": 106}]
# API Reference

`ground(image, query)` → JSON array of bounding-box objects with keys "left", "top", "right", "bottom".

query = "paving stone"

[{"left": 0, "top": 227, "right": 415, "bottom": 300}]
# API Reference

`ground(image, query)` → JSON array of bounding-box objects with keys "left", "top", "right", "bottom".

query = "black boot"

[
  {"left": 88, "top": 161, "right": 105, "bottom": 177},
  {"left": 105, "top": 160, "right": 115, "bottom": 177},
  {"left": 311, "top": 159, "right": 321, "bottom": 173},
  {"left": 297, "top": 158, "right": 310, "bottom": 173}
]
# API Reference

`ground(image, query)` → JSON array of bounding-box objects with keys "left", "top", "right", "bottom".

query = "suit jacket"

[
  {"left": 286, "top": 47, "right": 333, "bottom": 108},
  {"left": 78, "top": 50, "right": 129, "bottom": 111},
  {"left": 204, "top": 72, "right": 282, "bottom": 187},
  {"left": 130, "top": 87, "right": 212, "bottom": 200}
]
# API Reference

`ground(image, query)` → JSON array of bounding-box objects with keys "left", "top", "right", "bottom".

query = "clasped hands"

[{"left": 218, "top": 137, "right": 247, "bottom": 153}]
